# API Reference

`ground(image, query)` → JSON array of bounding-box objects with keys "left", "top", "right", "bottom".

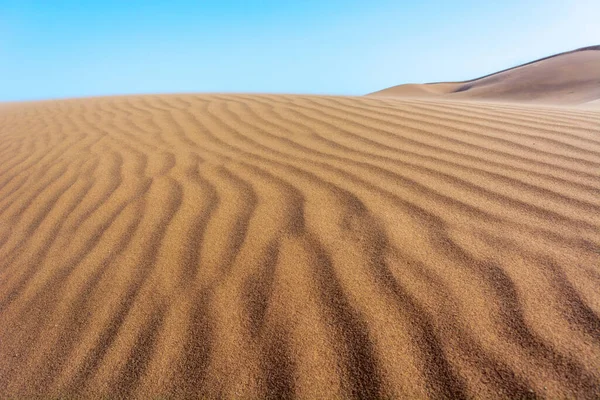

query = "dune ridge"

[
  {"left": 0, "top": 94, "right": 599, "bottom": 398},
  {"left": 369, "top": 45, "right": 600, "bottom": 106}
]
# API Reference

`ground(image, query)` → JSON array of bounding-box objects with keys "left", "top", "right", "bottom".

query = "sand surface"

[
  {"left": 370, "top": 46, "right": 600, "bottom": 106},
  {"left": 0, "top": 93, "right": 599, "bottom": 399}
]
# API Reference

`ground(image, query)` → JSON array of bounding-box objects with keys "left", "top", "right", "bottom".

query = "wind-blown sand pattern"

[{"left": 0, "top": 93, "right": 599, "bottom": 399}]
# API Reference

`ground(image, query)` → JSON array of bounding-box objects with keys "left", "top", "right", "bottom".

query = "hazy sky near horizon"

[{"left": 1, "top": 0, "right": 599, "bottom": 101}]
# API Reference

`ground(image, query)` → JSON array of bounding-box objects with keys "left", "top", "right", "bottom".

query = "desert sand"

[
  {"left": 370, "top": 45, "right": 600, "bottom": 106},
  {"left": 1, "top": 51, "right": 599, "bottom": 399}
]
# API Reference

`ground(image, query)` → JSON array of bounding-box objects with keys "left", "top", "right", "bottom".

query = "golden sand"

[
  {"left": 370, "top": 46, "right": 600, "bottom": 106},
  {"left": 0, "top": 92, "right": 599, "bottom": 398}
]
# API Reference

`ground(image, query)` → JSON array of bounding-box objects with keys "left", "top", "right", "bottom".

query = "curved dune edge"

[
  {"left": 0, "top": 94, "right": 599, "bottom": 399},
  {"left": 369, "top": 46, "right": 600, "bottom": 106}
]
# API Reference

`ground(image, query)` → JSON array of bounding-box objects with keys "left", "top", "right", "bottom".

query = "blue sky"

[{"left": 1, "top": 0, "right": 599, "bottom": 101}]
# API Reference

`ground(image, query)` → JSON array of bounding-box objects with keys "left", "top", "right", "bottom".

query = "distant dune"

[
  {"left": 0, "top": 92, "right": 599, "bottom": 399},
  {"left": 370, "top": 45, "right": 600, "bottom": 106}
]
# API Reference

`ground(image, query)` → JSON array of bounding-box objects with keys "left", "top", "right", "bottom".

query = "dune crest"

[
  {"left": 0, "top": 94, "right": 599, "bottom": 398},
  {"left": 370, "top": 45, "right": 600, "bottom": 106}
]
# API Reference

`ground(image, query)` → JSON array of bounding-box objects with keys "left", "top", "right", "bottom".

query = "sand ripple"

[{"left": 0, "top": 94, "right": 599, "bottom": 398}]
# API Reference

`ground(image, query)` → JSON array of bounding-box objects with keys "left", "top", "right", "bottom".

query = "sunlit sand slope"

[
  {"left": 370, "top": 45, "right": 600, "bottom": 106},
  {"left": 0, "top": 94, "right": 599, "bottom": 399}
]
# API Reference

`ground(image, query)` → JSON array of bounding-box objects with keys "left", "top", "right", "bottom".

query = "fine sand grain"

[{"left": 0, "top": 93, "right": 599, "bottom": 398}]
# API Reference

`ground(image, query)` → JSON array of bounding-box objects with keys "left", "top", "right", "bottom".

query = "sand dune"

[
  {"left": 0, "top": 93, "right": 599, "bottom": 399},
  {"left": 370, "top": 45, "right": 600, "bottom": 106}
]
